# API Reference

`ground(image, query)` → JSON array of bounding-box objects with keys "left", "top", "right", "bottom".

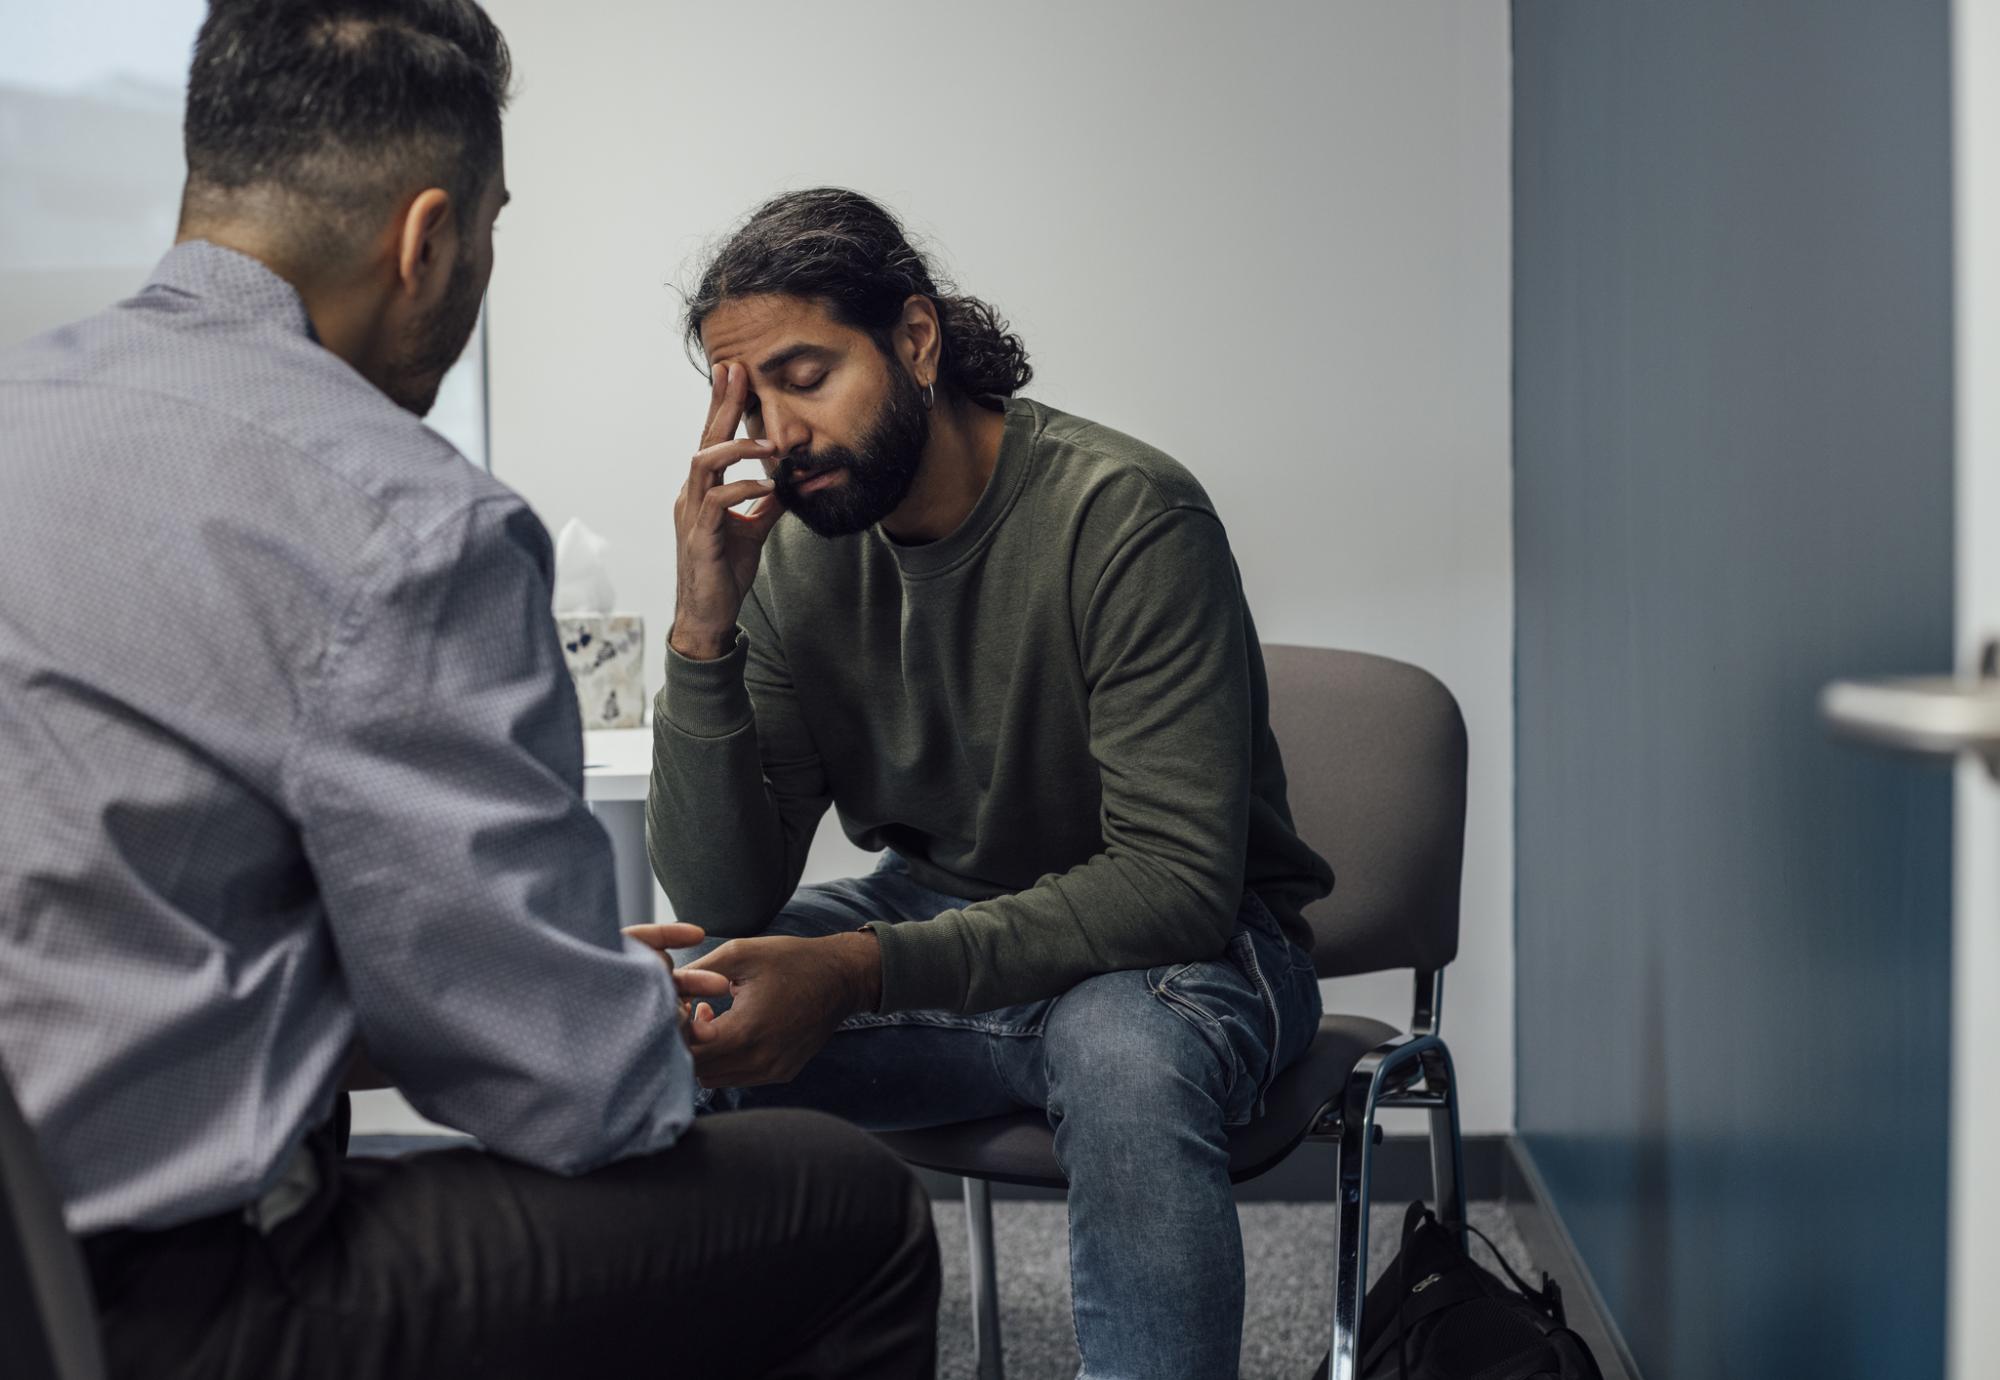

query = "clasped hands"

[{"left": 623, "top": 922, "right": 883, "bottom": 1089}]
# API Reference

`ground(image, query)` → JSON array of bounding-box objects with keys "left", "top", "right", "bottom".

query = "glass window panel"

[{"left": 0, "top": 1, "right": 490, "bottom": 468}]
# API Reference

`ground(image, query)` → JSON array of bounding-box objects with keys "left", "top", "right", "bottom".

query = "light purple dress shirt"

[{"left": 0, "top": 241, "right": 693, "bottom": 1234}]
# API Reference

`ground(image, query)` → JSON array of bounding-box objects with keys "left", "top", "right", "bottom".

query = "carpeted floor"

[{"left": 930, "top": 1200, "right": 1534, "bottom": 1380}]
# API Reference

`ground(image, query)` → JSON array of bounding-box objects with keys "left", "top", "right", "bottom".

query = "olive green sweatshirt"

[{"left": 646, "top": 397, "right": 1332, "bottom": 1015}]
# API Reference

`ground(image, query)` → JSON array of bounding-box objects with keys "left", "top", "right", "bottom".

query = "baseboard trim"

[{"left": 1502, "top": 1138, "right": 1644, "bottom": 1380}]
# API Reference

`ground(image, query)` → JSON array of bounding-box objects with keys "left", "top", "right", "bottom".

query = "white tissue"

[{"left": 551, "top": 518, "right": 617, "bottom": 615}]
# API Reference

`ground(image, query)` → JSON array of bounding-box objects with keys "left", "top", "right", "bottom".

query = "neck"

[
  {"left": 879, "top": 397, "right": 1009, "bottom": 544},
  {"left": 175, "top": 224, "right": 390, "bottom": 382}
]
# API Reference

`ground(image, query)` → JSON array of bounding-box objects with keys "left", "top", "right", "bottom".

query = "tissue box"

[{"left": 557, "top": 613, "right": 646, "bottom": 729}]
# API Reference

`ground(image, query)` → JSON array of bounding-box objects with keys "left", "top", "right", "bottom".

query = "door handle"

[{"left": 1822, "top": 639, "right": 2000, "bottom": 778}]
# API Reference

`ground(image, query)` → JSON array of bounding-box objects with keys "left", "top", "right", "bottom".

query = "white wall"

[
  {"left": 481, "top": 0, "right": 1514, "bottom": 1131},
  {"left": 1952, "top": 0, "right": 2000, "bottom": 1369}
]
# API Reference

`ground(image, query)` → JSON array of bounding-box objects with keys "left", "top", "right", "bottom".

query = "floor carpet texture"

[{"left": 930, "top": 1200, "right": 1534, "bottom": 1380}]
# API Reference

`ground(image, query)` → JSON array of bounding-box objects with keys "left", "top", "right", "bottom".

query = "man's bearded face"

[
  {"left": 770, "top": 357, "right": 929, "bottom": 537},
  {"left": 386, "top": 249, "right": 486, "bottom": 417}
]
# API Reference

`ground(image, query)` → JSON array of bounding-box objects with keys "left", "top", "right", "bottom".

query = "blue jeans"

[{"left": 694, "top": 853, "right": 1323, "bottom": 1380}]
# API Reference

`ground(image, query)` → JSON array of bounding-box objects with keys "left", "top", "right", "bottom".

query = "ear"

[
  {"left": 896, "top": 294, "right": 943, "bottom": 387},
  {"left": 394, "top": 187, "right": 457, "bottom": 300}
]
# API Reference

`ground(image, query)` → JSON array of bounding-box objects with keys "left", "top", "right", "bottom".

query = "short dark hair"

[
  {"left": 182, "top": 0, "right": 511, "bottom": 258},
  {"left": 683, "top": 189, "right": 1033, "bottom": 404}
]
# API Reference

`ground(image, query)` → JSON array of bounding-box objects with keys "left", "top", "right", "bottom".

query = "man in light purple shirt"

[{"left": 0, "top": 4, "right": 936, "bottom": 1377}]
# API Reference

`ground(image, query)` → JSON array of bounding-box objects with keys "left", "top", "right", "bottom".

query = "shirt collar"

[{"left": 144, "top": 240, "right": 318, "bottom": 341}]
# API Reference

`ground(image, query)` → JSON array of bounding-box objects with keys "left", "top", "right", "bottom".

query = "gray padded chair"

[
  {"left": 874, "top": 645, "right": 1470, "bottom": 1380},
  {"left": 0, "top": 1063, "right": 108, "bottom": 1380}
]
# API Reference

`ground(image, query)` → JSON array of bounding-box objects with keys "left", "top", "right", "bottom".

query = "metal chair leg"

[
  {"left": 964, "top": 1176, "right": 1005, "bottom": 1380},
  {"left": 1328, "top": 1032, "right": 1453, "bottom": 1380},
  {"left": 1328, "top": 1068, "right": 1380, "bottom": 1380},
  {"left": 1420, "top": 1042, "right": 1468, "bottom": 1249}
]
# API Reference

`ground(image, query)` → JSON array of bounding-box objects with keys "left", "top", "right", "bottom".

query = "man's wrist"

[
  {"left": 834, "top": 928, "right": 884, "bottom": 1015},
  {"left": 668, "top": 620, "right": 734, "bottom": 662}
]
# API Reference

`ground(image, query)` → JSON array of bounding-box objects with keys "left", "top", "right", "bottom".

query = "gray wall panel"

[{"left": 1512, "top": 3, "right": 1955, "bottom": 1375}]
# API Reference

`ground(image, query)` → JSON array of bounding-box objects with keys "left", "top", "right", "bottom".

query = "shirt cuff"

[
  {"left": 658, "top": 629, "right": 754, "bottom": 738},
  {"left": 867, "top": 913, "right": 973, "bottom": 1014}
]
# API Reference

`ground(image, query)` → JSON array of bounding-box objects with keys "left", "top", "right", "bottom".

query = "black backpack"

[{"left": 1317, "top": 1202, "right": 1605, "bottom": 1380}]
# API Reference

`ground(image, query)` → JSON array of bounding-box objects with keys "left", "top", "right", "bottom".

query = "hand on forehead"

[{"left": 700, "top": 294, "right": 851, "bottom": 377}]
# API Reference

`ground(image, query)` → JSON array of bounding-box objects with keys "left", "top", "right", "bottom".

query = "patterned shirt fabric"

[{"left": 0, "top": 241, "right": 693, "bottom": 1235}]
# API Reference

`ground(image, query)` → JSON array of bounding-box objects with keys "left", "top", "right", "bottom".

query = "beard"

[
  {"left": 772, "top": 365, "right": 930, "bottom": 537},
  {"left": 386, "top": 252, "right": 486, "bottom": 417}
]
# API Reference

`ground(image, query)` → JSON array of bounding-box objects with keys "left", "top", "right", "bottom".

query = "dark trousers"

[{"left": 82, "top": 1107, "right": 939, "bottom": 1380}]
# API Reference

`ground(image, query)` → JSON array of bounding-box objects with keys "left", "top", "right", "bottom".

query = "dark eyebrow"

[{"left": 755, "top": 342, "right": 837, "bottom": 375}]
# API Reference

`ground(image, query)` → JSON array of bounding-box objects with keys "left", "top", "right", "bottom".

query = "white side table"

[{"left": 584, "top": 726, "right": 656, "bottom": 925}]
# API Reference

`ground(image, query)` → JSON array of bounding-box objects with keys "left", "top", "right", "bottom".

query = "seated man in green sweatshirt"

[{"left": 643, "top": 187, "right": 1334, "bottom": 1380}]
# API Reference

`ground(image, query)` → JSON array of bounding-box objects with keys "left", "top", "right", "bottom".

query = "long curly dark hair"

[{"left": 682, "top": 188, "right": 1033, "bottom": 404}]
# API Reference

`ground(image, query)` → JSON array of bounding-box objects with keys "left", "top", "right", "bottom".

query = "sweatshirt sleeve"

[
  {"left": 645, "top": 582, "right": 832, "bottom": 934},
  {"left": 869, "top": 506, "right": 1253, "bottom": 1013}
]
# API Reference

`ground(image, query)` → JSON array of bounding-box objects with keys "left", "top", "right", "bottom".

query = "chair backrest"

[
  {"left": 0, "top": 1061, "right": 107, "bottom": 1380},
  {"left": 1261, "top": 644, "right": 1469, "bottom": 981}
]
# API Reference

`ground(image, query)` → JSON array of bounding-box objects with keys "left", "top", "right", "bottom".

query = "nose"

[{"left": 759, "top": 398, "right": 811, "bottom": 462}]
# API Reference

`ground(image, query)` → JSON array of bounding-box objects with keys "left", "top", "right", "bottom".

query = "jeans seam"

[
  {"left": 986, "top": 1032, "right": 1024, "bottom": 1111},
  {"left": 1148, "top": 967, "right": 1251, "bottom": 1126},
  {"left": 1233, "top": 935, "right": 1284, "bottom": 1120},
  {"left": 838, "top": 1010, "right": 1046, "bottom": 1038},
  {"left": 1146, "top": 969, "right": 1225, "bottom": 1036},
  {"left": 1048, "top": 1128, "right": 1090, "bottom": 1371}
]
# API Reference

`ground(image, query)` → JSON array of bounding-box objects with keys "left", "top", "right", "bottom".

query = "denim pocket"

[
  {"left": 1228, "top": 929, "right": 1287, "bottom": 1118},
  {"left": 1144, "top": 895, "right": 1323, "bottom": 1125},
  {"left": 1237, "top": 896, "right": 1323, "bottom": 1089},
  {"left": 1146, "top": 956, "right": 1267, "bottom": 1127}
]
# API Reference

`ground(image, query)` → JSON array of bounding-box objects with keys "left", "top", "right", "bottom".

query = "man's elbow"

[
  {"left": 655, "top": 877, "right": 782, "bottom": 939},
  {"left": 677, "top": 904, "right": 771, "bottom": 939},
  {"left": 1194, "top": 897, "right": 1238, "bottom": 958},
  {"left": 1119, "top": 850, "right": 1241, "bottom": 963},
  {"left": 495, "top": 1083, "right": 693, "bottom": 1178},
  {"left": 1153, "top": 877, "right": 1239, "bottom": 965},
  {"left": 1185, "top": 865, "right": 1246, "bottom": 956},
  {"left": 534, "top": 1121, "right": 687, "bottom": 1178}
]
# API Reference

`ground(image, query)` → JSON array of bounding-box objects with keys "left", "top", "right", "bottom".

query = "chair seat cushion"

[{"left": 872, "top": 1013, "right": 1402, "bottom": 1189}]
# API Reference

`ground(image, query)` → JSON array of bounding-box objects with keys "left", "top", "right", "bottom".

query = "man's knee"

[
  {"left": 1040, "top": 970, "right": 1235, "bottom": 1127},
  {"left": 708, "top": 1109, "right": 936, "bottom": 1255},
  {"left": 757, "top": 1111, "right": 940, "bottom": 1321},
  {"left": 708, "top": 1112, "right": 937, "bottom": 1377}
]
